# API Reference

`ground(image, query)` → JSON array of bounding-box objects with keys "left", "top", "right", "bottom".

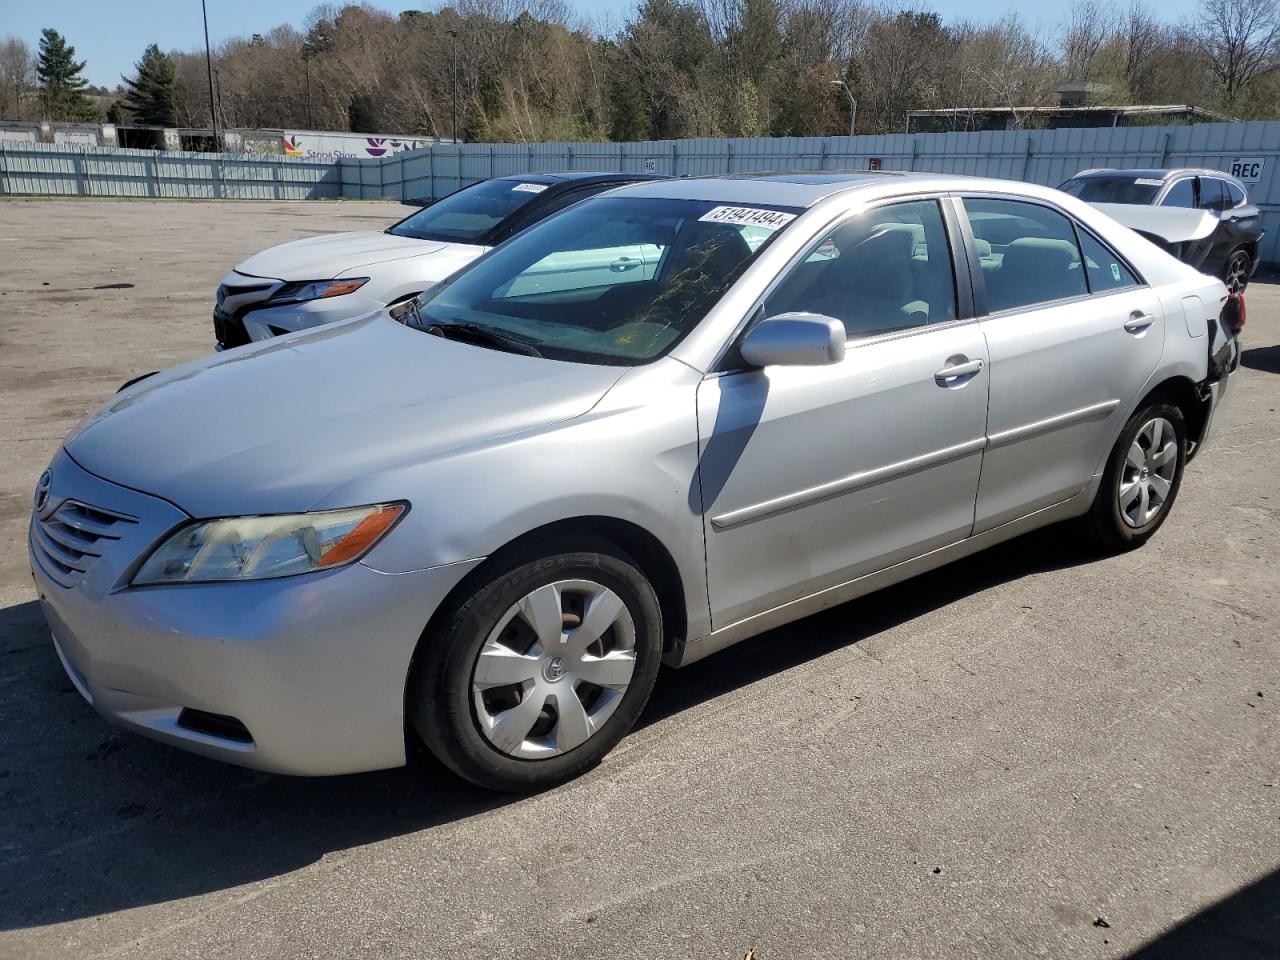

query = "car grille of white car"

[{"left": 32, "top": 501, "right": 137, "bottom": 588}]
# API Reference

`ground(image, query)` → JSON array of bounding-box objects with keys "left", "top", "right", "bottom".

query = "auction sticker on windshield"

[
  {"left": 699, "top": 206, "right": 797, "bottom": 229},
  {"left": 512, "top": 183, "right": 548, "bottom": 193}
]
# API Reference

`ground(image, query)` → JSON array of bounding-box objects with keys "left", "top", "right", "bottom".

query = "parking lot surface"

[{"left": 1, "top": 199, "right": 1278, "bottom": 959}]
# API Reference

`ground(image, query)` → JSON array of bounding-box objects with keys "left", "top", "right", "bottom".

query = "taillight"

[{"left": 1223, "top": 293, "right": 1246, "bottom": 335}]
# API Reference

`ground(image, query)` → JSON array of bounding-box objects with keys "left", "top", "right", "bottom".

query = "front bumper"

[
  {"left": 238, "top": 294, "right": 385, "bottom": 344},
  {"left": 29, "top": 450, "right": 480, "bottom": 776},
  {"left": 213, "top": 270, "right": 383, "bottom": 349}
]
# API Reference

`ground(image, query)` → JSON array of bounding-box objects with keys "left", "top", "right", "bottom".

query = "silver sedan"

[{"left": 30, "top": 172, "right": 1240, "bottom": 791}]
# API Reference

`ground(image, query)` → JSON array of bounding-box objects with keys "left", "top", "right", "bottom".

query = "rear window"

[
  {"left": 1059, "top": 175, "right": 1163, "bottom": 205},
  {"left": 1226, "top": 181, "right": 1247, "bottom": 207},
  {"left": 388, "top": 179, "right": 550, "bottom": 244}
]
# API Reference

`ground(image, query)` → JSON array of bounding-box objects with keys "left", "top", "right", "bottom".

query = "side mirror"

[{"left": 739, "top": 313, "right": 846, "bottom": 368}]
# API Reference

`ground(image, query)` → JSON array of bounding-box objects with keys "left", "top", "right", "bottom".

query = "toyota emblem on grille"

[{"left": 34, "top": 470, "right": 51, "bottom": 515}]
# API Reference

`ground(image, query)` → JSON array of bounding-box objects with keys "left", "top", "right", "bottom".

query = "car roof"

[
  {"left": 1070, "top": 167, "right": 1243, "bottom": 184},
  {"left": 608, "top": 170, "right": 971, "bottom": 207},
  {"left": 494, "top": 171, "right": 666, "bottom": 188}
]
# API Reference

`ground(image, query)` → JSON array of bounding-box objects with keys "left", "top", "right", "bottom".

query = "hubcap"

[
  {"left": 1118, "top": 417, "right": 1178, "bottom": 528},
  {"left": 471, "top": 579, "right": 637, "bottom": 759},
  {"left": 1227, "top": 254, "right": 1248, "bottom": 294}
]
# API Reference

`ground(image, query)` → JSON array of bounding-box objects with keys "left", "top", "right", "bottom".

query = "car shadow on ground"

[
  {"left": 1123, "top": 866, "right": 1280, "bottom": 959},
  {"left": 0, "top": 523, "right": 1218, "bottom": 938},
  {"left": 1241, "top": 343, "right": 1280, "bottom": 374}
]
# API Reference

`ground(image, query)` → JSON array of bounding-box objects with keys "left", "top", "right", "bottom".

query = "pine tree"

[
  {"left": 36, "top": 28, "right": 97, "bottom": 120},
  {"left": 121, "top": 44, "right": 176, "bottom": 126}
]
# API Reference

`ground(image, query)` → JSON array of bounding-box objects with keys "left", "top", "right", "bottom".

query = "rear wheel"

[
  {"left": 1083, "top": 402, "right": 1186, "bottom": 552},
  {"left": 408, "top": 544, "right": 662, "bottom": 792},
  {"left": 1224, "top": 247, "right": 1252, "bottom": 295}
]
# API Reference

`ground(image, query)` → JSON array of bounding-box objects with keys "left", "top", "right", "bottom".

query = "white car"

[{"left": 213, "top": 172, "right": 660, "bottom": 349}]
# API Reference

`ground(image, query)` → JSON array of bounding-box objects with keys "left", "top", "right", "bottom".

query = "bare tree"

[
  {"left": 968, "top": 14, "right": 1061, "bottom": 127},
  {"left": 1122, "top": 1, "right": 1165, "bottom": 100},
  {"left": 0, "top": 36, "right": 35, "bottom": 119},
  {"left": 1064, "top": 0, "right": 1107, "bottom": 79},
  {"left": 1199, "top": 0, "right": 1280, "bottom": 106}
]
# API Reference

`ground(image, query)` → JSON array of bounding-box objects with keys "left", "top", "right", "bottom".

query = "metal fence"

[
  {"left": 0, "top": 142, "right": 345, "bottom": 199},
  {"left": 5, "top": 121, "right": 1280, "bottom": 260}
]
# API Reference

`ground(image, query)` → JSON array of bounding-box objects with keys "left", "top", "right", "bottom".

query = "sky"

[{"left": 1, "top": 0, "right": 1208, "bottom": 89}]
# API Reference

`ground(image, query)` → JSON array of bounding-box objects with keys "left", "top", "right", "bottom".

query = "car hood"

[
  {"left": 66, "top": 315, "right": 625, "bottom": 517},
  {"left": 234, "top": 231, "right": 482, "bottom": 281}
]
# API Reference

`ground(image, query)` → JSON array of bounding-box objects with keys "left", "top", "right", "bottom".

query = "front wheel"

[
  {"left": 408, "top": 544, "right": 663, "bottom": 792},
  {"left": 1083, "top": 402, "right": 1186, "bottom": 552}
]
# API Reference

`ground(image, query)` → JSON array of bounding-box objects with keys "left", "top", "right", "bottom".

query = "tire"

[
  {"left": 1083, "top": 402, "right": 1186, "bottom": 552},
  {"left": 407, "top": 541, "right": 663, "bottom": 792},
  {"left": 1223, "top": 247, "right": 1252, "bottom": 295}
]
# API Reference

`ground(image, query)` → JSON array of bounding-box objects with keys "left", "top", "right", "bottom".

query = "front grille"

[
  {"left": 214, "top": 308, "right": 250, "bottom": 349},
  {"left": 32, "top": 500, "right": 137, "bottom": 588},
  {"left": 215, "top": 279, "right": 278, "bottom": 348}
]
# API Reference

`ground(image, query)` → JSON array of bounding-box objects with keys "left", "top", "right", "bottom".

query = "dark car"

[
  {"left": 213, "top": 171, "right": 666, "bottom": 349},
  {"left": 1059, "top": 168, "right": 1263, "bottom": 293}
]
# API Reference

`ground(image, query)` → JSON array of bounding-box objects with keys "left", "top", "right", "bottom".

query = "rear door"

[{"left": 961, "top": 196, "right": 1163, "bottom": 533}]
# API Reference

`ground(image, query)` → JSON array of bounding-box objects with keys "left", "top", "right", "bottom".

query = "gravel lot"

[{"left": 1, "top": 198, "right": 1278, "bottom": 960}]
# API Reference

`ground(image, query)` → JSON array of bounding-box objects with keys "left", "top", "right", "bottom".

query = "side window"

[
  {"left": 1162, "top": 179, "right": 1196, "bottom": 208},
  {"left": 963, "top": 198, "right": 1086, "bottom": 312},
  {"left": 1078, "top": 230, "right": 1138, "bottom": 293},
  {"left": 1225, "top": 180, "right": 1247, "bottom": 207},
  {"left": 765, "top": 199, "right": 956, "bottom": 340},
  {"left": 1198, "top": 177, "right": 1226, "bottom": 213},
  {"left": 503, "top": 186, "right": 601, "bottom": 238}
]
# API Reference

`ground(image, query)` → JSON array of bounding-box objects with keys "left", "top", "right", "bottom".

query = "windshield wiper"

[{"left": 421, "top": 321, "right": 543, "bottom": 358}]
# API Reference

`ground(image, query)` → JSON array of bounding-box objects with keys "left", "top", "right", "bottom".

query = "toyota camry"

[{"left": 32, "top": 172, "right": 1240, "bottom": 791}]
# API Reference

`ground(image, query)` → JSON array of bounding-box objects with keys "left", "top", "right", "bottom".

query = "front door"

[{"left": 697, "top": 198, "right": 991, "bottom": 630}]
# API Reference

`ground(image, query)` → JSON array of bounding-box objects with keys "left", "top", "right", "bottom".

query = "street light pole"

[
  {"left": 831, "top": 79, "right": 857, "bottom": 138},
  {"left": 201, "top": 0, "right": 220, "bottom": 150},
  {"left": 446, "top": 30, "right": 458, "bottom": 143}
]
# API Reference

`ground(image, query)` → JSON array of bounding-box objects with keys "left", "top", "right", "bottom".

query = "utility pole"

[
  {"left": 202, "top": 0, "right": 219, "bottom": 150},
  {"left": 447, "top": 30, "right": 459, "bottom": 143},
  {"left": 831, "top": 79, "right": 857, "bottom": 138}
]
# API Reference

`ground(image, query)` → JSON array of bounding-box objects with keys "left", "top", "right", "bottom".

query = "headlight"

[
  {"left": 268, "top": 278, "right": 369, "bottom": 305},
  {"left": 132, "top": 503, "right": 406, "bottom": 585}
]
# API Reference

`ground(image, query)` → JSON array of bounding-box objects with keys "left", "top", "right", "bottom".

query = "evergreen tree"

[
  {"left": 121, "top": 43, "right": 176, "bottom": 126},
  {"left": 36, "top": 28, "right": 96, "bottom": 120}
]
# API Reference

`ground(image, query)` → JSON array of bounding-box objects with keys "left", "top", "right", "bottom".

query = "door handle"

[
  {"left": 934, "top": 357, "right": 984, "bottom": 383},
  {"left": 610, "top": 257, "right": 642, "bottom": 273},
  {"left": 1123, "top": 312, "right": 1156, "bottom": 335}
]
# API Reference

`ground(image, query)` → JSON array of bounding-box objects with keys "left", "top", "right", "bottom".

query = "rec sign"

[{"left": 1229, "top": 157, "right": 1264, "bottom": 182}]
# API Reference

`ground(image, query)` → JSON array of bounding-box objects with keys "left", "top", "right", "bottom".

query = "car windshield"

[
  {"left": 1059, "top": 175, "right": 1163, "bottom": 204},
  {"left": 406, "top": 196, "right": 801, "bottom": 365},
  {"left": 387, "top": 178, "right": 551, "bottom": 244}
]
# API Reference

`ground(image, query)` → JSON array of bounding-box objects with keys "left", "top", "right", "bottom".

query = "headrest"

[{"left": 1001, "top": 237, "right": 1079, "bottom": 273}]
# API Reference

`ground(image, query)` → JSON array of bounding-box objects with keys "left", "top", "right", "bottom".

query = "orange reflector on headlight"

[
  {"left": 317, "top": 503, "right": 405, "bottom": 568},
  {"left": 322, "top": 279, "right": 369, "bottom": 298}
]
